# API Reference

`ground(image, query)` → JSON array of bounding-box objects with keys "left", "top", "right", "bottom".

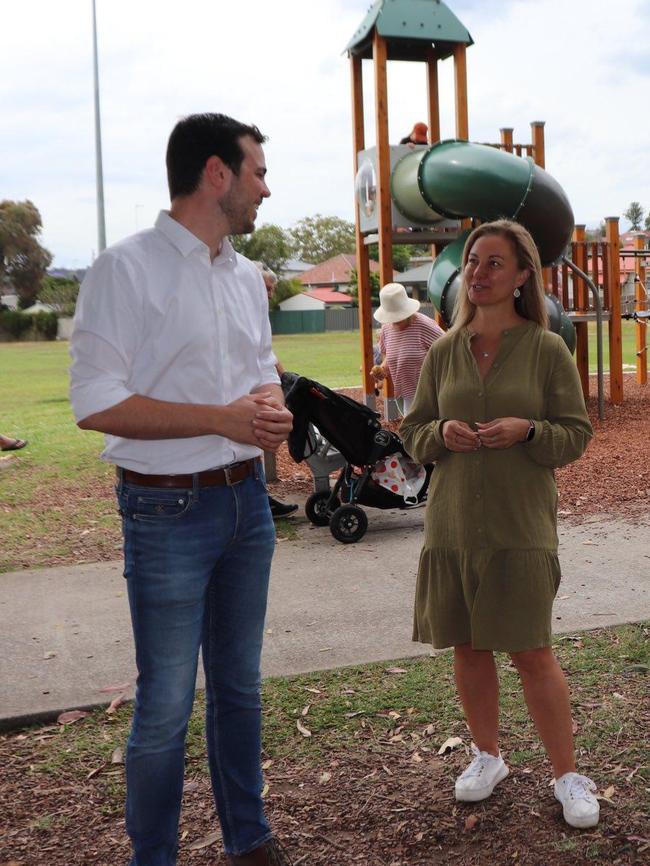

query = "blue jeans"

[{"left": 116, "top": 465, "right": 276, "bottom": 865}]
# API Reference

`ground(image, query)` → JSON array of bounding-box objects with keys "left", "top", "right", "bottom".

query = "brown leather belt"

[{"left": 118, "top": 458, "right": 258, "bottom": 489}]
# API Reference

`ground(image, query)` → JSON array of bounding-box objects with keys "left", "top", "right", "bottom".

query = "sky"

[{"left": 2, "top": 0, "right": 649, "bottom": 268}]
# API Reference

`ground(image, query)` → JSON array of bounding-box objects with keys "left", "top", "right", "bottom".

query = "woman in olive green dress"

[{"left": 401, "top": 220, "right": 600, "bottom": 829}]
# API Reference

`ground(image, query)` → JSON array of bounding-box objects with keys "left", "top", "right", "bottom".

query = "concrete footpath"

[{"left": 1, "top": 503, "right": 649, "bottom": 730}]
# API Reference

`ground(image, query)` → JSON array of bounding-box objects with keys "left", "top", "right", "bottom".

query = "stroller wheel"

[
  {"left": 329, "top": 505, "right": 368, "bottom": 544},
  {"left": 305, "top": 490, "right": 341, "bottom": 527}
]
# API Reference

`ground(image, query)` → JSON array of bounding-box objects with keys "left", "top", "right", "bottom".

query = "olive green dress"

[{"left": 400, "top": 321, "right": 593, "bottom": 652}]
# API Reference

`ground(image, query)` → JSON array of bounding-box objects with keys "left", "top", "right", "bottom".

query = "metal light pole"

[{"left": 92, "top": 0, "right": 106, "bottom": 253}]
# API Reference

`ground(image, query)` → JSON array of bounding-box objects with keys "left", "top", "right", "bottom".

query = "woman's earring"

[{"left": 513, "top": 287, "right": 521, "bottom": 298}]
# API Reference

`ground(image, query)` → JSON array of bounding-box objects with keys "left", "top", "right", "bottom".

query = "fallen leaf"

[
  {"left": 262, "top": 759, "right": 273, "bottom": 771},
  {"left": 423, "top": 724, "right": 435, "bottom": 737},
  {"left": 385, "top": 667, "right": 408, "bottom": 674},
  {"left": 106, "top": 693, "right": 126, "bottom": 714},
  {"left": 319, "top": 771, "right": 332, "bottom": 783},
  {"left": 184, "top": 780, "right": 199, "bottom": 793},
  {"left": 438, "top": 736, "right": 463, "bottom": 755},
  {"left": 411, "top": 752, "right": 423, "bottom": 763},
  {"left": 382, "top": 764, "right": 393, "bottom": 775},
  {"left": 86, "top": 764, "right": 106, "bottom": 779},
  {"left": 345, "top": 710, "right": 365, "bottom": 718},
  {"left": 57, "top": 710, "right": 88, "bottom": 725},
  {"left": 261, "top": 782, "right": 269, "bottom": 798},
  {"left": 464, "top": 814, "right": 479, "bottom": 830},
  {"left": 98, "top": 682, "right": 130, "bottom": 694},
  {"left": 388, "top": 711, "right": 401, "bottom": 720},
  {"left": 415, "top": 831, "right": 424, "bottom": 842},
  {"left": 296, "top": 719, "right": 312, "bottom": 738},
  {"left": 189, "top": 830, "right": 220, "bottom": 851},
  {"left": 180, "top": 830, "right": 189, "bottom": 841},
  {"left": 111, "top": 747, "right": 123, "bottom": 764},
  {"left": 43, "top": 651, "right": 56, "bottom": 660},
  {"left": 304, "top": 687, "right": 321, "bottom": 695},
  {"left": 602, "top": 785, "right": 616, "bottom": 801},
  {"left": 301, "top": 704, "right": 311, "bottom": 717}
]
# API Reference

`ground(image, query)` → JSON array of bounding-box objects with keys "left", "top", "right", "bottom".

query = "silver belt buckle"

[{"left": 223, "top": 461, "right": 241, "bottom": 486}]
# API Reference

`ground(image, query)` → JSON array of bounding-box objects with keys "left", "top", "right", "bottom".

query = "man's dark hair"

[{"left": 166, "top": 113, "right": 266, "bottom": 199}]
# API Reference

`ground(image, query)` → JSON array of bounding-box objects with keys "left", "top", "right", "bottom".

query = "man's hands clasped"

[
  {"left": 442, "top": 417, "right": 531, "bottom": 452},
  {"left": 222, "top": 392, "right": 293, "bottom": 451}
]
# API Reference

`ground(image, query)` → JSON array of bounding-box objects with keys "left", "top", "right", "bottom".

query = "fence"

[{"left": 270, "top": 302, "right": 436, "bottom": 335}]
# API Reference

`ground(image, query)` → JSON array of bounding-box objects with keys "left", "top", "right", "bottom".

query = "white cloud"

[{"left": 1, "top": 0, "right": 648, "bottom": 266}]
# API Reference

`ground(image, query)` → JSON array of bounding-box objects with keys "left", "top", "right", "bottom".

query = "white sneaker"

[
  {"left": 554, "top": 772, "right": 600, "bottom": 828},
  {"left": 454, "top": 744, "right": 509, "bottom": 802}
]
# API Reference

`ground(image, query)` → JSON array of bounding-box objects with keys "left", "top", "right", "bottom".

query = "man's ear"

[{"left": 204, "top": 154, "right": 231, "bottom": 192}]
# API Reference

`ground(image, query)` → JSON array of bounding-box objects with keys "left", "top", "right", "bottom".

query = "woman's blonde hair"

[{"left": 449, "top": 219, "right": 548, "bottom": 332}]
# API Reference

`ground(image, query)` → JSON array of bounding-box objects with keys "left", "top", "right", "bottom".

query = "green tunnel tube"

[
  {"left": 427, "top": 230, "right": 576, "bottom": 354},
  {"left": 391, "top": 140, "right": 574, "bottom": 266}
]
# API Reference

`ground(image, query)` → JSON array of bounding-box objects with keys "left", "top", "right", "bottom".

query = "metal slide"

[{"left": 390, "top": 139, "right": 576, "bottom": 349}]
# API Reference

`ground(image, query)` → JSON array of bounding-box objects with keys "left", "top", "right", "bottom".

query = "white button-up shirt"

[{"left": 69, "top": 211, "right": 280, "bottom": 474}]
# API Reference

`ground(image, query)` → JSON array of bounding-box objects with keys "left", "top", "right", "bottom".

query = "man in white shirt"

[{"left": 70, "top": 113, "right": 294, "bottom": 866}]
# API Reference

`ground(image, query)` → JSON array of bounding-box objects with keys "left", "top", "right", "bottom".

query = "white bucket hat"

[{"left": 374, "top": 283, "right": 420, "bottom": 324}]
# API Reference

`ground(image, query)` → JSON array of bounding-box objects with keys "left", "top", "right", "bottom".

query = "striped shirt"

[{"left": 378, "top": 313, "right": 444, "bottom": 399}]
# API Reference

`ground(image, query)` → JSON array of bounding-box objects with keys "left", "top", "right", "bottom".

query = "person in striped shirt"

[{"left": 372, "top": 283, "right": 444, "bottom": 414}]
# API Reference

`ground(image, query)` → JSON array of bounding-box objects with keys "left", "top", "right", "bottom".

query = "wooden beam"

[
  {"left": 606, "top": 216, "right": 623, "bottom": 403},
  {"left": 572, "top": 225, "right": 589, "bottom": 398},
  {"left": 425, "top": 46, "right": 440, "bottom": 144},
  {"left": 453, "top": 44, "right": 469, "bottom": 140},
  {"left": 634, "top": 234, "right": 648, "bottom": 384},
  {"left": 373, "top": 30, "right": 394, "bottom": 288},
  {"left": 350, "top": 54, "right": 375, "bottom": 404},
  {"left": 500, "top": 127, "right": 513, "bottom": 153},
  {"left": 530, "top": 121, "right": 545, "bottom": 169}
]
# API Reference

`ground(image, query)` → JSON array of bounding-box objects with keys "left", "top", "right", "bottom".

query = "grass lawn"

[
  {"left": 1, "top": 622, "right": 648, "bottom": 864},
  {"left": 0, "top": 321, "right": 643, "bottom": 572}
]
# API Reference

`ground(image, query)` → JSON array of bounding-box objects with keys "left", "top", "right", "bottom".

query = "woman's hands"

[
  {"left": 370, "top": 364, "right": 388, "bottom": 383},
  {"left": 476, "top": 417, "right": 530, "bottom": 449},
  {"left": 442, "top": 417, "right": 531, "bottom": 451},
  {"left": 441, "top": 420, "right": 480, "bottom": 452}
]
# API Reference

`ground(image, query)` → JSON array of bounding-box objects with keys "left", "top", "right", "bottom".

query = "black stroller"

[{"left": 281, "top": 372, "right": 431, "bottom": 544}]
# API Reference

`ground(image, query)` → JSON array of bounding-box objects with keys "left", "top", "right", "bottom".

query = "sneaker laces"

[
  {"left": 459, "top": 744, "right": 494, "bottom": 780},
  {"left": 562, "top": 774, "right": 598, "bottom": 803}
]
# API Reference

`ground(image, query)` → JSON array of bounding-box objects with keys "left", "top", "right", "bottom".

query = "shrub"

[
  {"left": 0, "top": 309, "right": 33, "bottom": 338},
  {"left": 31, "top": 311, "right": 58, "bottom": 339}
]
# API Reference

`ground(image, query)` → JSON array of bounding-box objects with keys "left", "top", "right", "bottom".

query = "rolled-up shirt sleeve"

[
  {"left": 69, "top": 252, "right": 142, "bottom": 422},
  {"left": 257, "top": 293, "right": 281, "bottom": 388}
]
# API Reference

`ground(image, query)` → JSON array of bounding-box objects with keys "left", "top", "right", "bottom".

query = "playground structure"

[{"left": 346, "top": 0, "right": 648, "bottom": 414}]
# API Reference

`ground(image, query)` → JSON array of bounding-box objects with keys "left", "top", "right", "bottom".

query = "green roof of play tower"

[{"left": 345, "top": 0, "right": 473, "bottom": 61}]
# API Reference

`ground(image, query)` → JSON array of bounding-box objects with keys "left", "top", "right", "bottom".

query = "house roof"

[
  {"left": 398, "top": 262, "right": 433, "bottom": 285},
  {"left": 304, "top": 289, "right": 353, "bottom": 305},
  {"left": 298, "top": 253, "right": 384, "bottom": 286}
]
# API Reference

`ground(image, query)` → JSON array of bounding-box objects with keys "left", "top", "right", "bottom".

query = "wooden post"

[
  {"left": 500, "top": 127, "right": 513, "bottom": 153},
  {"left": 425, "top": 46, "right": 441, "bottom": 145},
  {"left": 530, "top": 121, "right": 546, "bottom": 169},
  {"left": 350, "top": 54, "right": 375, "bottom": 405},
  {"left": 372, "top": 30, "right": 394, "bottom": 287},
  {"left": 606, "top": 217, "right": 623, "bottom": 403},
  {"left": 453, "top": 44, "right": 469, "bottom": 140},
  {"left": 573, "top": 225, "right": 589, "bottom": 398},
  {"left": 634, "top": 234, "right": 647, "bottom": 385}
]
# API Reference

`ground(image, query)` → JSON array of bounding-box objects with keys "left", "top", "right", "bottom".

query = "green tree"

[
  {"left": 230, "top": 223, "right": 292, "bottom": 276},
  {"left": 624, "top": 201, "right": 644, "bottom": 231},
  {"left": 289, "top": 215, "right": 355, "bottom": 264},
  {"left": 347, "top": 269, "right": 381, "bottom": 306},
  {"left": 38, "top": 275, "right": 80, "bottom": 316},
  {"left": 644, "top": 213, "right": 650, "bottom": 232},
  {"left": 368, "top": 243, "right": 412, "bottom": 272},
  {"left": 0, "top": 200, "right": 52, "bottom": 307},
  {"left": 269, "top": 278, "right": 303, "bottom": 312}
]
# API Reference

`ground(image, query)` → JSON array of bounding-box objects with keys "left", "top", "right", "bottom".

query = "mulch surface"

[{"left": 2, "top": 714, "right": 648, "bottom": 866}]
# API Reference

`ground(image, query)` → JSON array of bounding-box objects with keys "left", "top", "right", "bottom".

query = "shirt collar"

[{"left": 155, "top": 210, "right": 238, "bottom": 266}]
